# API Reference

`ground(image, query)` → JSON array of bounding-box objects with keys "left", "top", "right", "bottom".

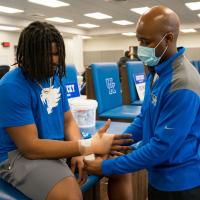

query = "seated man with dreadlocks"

[{"left": 0, "top": 21, "right": 132, "bottom": 200}]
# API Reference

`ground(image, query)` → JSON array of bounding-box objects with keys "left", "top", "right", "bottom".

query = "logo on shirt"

[
  {"left": 164, "top": 125, "right": 174, "bottom": 130},
  {"left": 40, "top": 87, "right": 61, "bottom": 114},
  {"left": 151, "top": 93, "right": 157, "bottom": 106},
  {"left": 105, "top": 78, "right": 116, "bottom": 95}
]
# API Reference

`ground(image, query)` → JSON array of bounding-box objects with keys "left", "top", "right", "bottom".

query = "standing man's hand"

[
  {"left": 71, "top": 156, "right": 88, "bottom": 186},
  {"left": 110, "top": 133, "right": 133, "bottom": 156},
  {"left": 84, "top": 157, "right": 104, "bottom": 176}
]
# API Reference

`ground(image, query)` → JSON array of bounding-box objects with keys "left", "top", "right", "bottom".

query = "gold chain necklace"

[{"left": 37, "top": 78, "right": 52, "bottom": 94}]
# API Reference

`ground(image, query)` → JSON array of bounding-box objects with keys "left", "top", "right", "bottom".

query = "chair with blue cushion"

[
  {"left": 0, "top": 178, "right": 31, "bottom": 200},
  {"left": 198, "top": 61, "right": 200, "bottom": 73},
  {"left": 62, "top": 64, "right": 80, "bottom": 99},
  {"left": 126, "top": 61, "right": 145, "bottom": 105},
  {"left": 0, "top": 176, "right": 100, "bottom": 200},
  {"left": 90, "top": 63, "right": 141, "bottom": 121},
  {"left": 120, "top": 61, "right": 145, "bottom": 106},
  {"left": 0, "top": 65, "right": 10, "bottom": 79},
  {"left": 190, "top": 60, "right": 200, "bottom": 73}
]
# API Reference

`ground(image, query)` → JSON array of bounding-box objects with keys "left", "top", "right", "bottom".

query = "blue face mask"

[{"left": 137, "top": 34, "right": 168, "bottom": 67}]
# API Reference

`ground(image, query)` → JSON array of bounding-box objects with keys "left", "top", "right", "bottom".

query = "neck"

[{"left": 161, "top": 46, "right": 177, "bottom": 63}]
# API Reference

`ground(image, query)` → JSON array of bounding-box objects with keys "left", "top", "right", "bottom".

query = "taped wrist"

[{"left": 78, "top": 139, "right": 94, "bottom": 156}]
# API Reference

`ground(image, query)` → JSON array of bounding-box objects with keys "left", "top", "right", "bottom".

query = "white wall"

[
  {"left": 83, "top": 33, "right": 200, "bottom": 51},
  {"left": 0, "top": 31, "right": 19, "bottom": 66},
  {"left": 64, "top": 35, "right": 84, "bottom": 74},
  {"left": 83, "top": 36, "right": 138, "bottom": 52},
  {"left": 0, "top": 31, "right": 84, "bottom": 74},
  {"left": 1, "top": 31, "right": 200, "bottom": 71},
  {"left": 178, "top": 33, "right": 200, "bottom": 48}
]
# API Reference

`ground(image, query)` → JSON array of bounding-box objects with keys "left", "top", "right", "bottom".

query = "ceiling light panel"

[
  {"left": 130, "top": 7, "right": 150, "bottom": 15},
  {"left": 112, "top": 20, "right": 134, "bottom": 25},
  {"left": 84, "top": 12, "right": 112, "bottom": 19},
  {"left": 185, "top": 2, "right": 200, "bottom": 10},
  {"left": 81, "top": 36, "right": 92, "bottom": 39},
  {"left": 77, "top": 23, "right": 100, "bottom": 28},
  {"left": 28, "top": 0, "right": 70, "bottom": 8},
  {"left": 0, "top": 5, "right": 23, "bottom": 13},
  {"left": 45, "top": 17, "right": 73, "bottom": 23},
  {"left": 122, "top": 32, "right": 136, "bottom": 36},
  {"left": 180, "top": 28, "right": 197, "bottom": 33},
  {"left": 0, "top": 25, "right": 20, "bottom": 31}
]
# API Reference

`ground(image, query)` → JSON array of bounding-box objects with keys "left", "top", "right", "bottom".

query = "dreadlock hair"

[{"left": 17, "top": 21, "right": 66, "bottom": 82}]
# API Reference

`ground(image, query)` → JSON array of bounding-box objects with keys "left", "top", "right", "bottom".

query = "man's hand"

[
  {"left": 110, "top": 133, "right": 133, "bottom": 156},
  {"left": 84, "top": 157, "right": 104, "bottom": 176},
  {"left": 91, "top": 120, "right": 133, "bottom": 155},
  {"left": 71, "top": 156, "right": 87, "bottom": 186}
]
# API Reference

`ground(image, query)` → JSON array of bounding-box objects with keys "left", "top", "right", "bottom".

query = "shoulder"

[
  {"left": 0, "top": 67, "right": 28, "bottom": 89},
  {"left": 170, "top": 56, "right": 200, "bottom": 96},
  {"left": 0, "top": 67, "right": 27, "bottom": 86},
  {"left": 0, "top": 68, "right": 31, "bottom": 102}
]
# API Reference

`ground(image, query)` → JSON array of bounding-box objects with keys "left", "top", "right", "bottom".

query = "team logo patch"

[
  {"left": 151, "top": 93, "right": 157, "bottom": 106},
  {"left": 105, "top": 78, "right": 116, "bottom": 95}
]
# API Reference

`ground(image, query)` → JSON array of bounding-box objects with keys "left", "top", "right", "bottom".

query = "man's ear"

[{"left": 166, "top": 32, "right": 174, "bottom": 42}]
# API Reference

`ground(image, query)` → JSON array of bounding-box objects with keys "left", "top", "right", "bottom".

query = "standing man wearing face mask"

[{"left": 85, "top": 5, "right": 200, "bottom": 200}]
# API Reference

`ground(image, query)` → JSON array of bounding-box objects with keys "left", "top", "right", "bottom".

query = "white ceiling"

[{"left": 0, "top": 0, "right": 200, "bottom": 38}]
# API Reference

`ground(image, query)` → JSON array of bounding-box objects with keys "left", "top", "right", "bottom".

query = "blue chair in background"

[
  {"left": 126, "top": 61, "right": 145, "bottom": 106},
  {"left": 62, "top": 64, "right": 80, "bottom": 99},
  {"left": 0, "top": 65, "right": 10, "bottom": 79},
  {"left": 90, "top": 63, "right": 141, "bottom": 121},
  {"left": 190, "top": 60, "right": 200, "bottom": 73}
]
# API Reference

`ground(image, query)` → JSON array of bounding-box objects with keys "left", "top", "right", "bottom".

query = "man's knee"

[
  {"left": 46, "top": 176, "right": 82, "bottom": 200},
  {"left": 109, "top": 173, "right": 132, "bottom": 185},
  {"left": 108, "top": 174, "right": 133, "bottom": 200}
]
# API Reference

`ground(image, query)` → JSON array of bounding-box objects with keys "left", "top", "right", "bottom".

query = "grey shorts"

[{"left": 0, "top": 150, "right": 74, "bottom": 200}]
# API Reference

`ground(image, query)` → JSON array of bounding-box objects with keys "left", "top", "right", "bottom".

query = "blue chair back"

[
  {"left": 190, "top": 60, "right": 200, "bottom": 73},
  {"left": 0, "top": 65, "right": 10, "bottom": 79},
  {"left": 62, "top": 64, "right": 80, "bottom": 98},
  {"left": 91, "top": 63, "right": 122, "bottom": 114},
  {"left": 126, "top": 61, "right": 145, "bottom": 103}
]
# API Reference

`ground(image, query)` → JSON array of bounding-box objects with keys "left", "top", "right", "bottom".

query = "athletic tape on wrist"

[{"left": 79, "top": 138, "right": 94, "bottom": 156}]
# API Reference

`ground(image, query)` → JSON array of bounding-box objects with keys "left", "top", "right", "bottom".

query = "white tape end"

[{"left": 84, "top": 154, "right": 95, "bottom": 161}]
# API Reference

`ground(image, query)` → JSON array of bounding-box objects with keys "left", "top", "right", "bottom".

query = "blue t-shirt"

[{"left": 0, "top": 67, "right": 70, "bottom": 162}]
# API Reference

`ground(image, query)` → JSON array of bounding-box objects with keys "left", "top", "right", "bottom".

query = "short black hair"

[{"left": 17, "top": 21, "right": 66, "bottom": 82}]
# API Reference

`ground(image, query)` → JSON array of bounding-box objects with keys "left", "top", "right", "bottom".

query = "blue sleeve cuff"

[{"left": 101, "top": 159, "right": 115, "bottom": 177}]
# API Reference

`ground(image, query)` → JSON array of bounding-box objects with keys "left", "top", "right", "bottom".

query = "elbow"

[
  {"left": 19, "top": 145, "right": 41, "bottom": 160},
  {"left": 18, "top": 139, "right": 42, "bottom": 160},
  {"left": 20, "top": 150, "right": 39, "bottom": 160},
  {"left": 22, "top": 152, "right": 39, "bottom": 160}
]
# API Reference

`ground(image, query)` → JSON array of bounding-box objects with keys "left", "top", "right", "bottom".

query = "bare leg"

[
  {"left": 46, "top": 176, "right": 82, "bottom": 200},
  {"left": 108, "top": 173, "right": 133, "bottom": 200}
]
